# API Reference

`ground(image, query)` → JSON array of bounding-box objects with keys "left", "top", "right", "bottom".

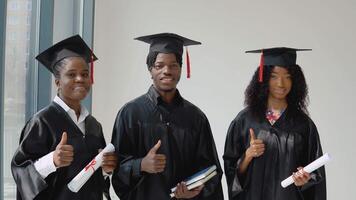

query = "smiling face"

[
  {"left": 149, "top": 53, "right": 181, "bottom": 94},
  {"left": 55, "top": 57, "right": 91, "bottom": 106},
  {"left": 268, "top": 66, "right": 292, "bottom": 102}
]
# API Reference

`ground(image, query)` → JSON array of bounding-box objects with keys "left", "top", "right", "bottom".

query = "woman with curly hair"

[{"left": 223, "top": 47, "right": 326, "bottom": 200}]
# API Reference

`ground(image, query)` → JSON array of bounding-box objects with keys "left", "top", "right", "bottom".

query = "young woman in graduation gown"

[
  {"left": 11, "top": 35, "right": 117, "bottom": 200},
  {"left": 223, "top": 48, "right": 326, "bottom": 200}
]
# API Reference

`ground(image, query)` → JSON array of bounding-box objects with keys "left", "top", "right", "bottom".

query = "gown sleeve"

[
  {"left": 94, "top": 120, "right": 112, "bottom": 200},
  {"left": 192, "top": 116, "right": 224, "bottom": 200},
  {"left": 223, "top": 118, "right": 249, "bottom": 199},
  {"left": 11, "top": 117, "right": 55, "bottom": 200},
  {"left": 111, "top": 107, "right": 144, "bottom": 199},
  {"left": 299, "top": 119, "right": 327, "bottom": 200}
]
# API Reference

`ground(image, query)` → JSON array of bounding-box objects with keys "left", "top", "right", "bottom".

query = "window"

[
  {"left": 26, "top": 14, "right": 31, "bottom": 25},
  {"left": 26, "top": 1, "right": 31, "bottom": 11},
  {"left": 3, "top": 0, "right": 32, "bottom": 199},
  {"left": 7, "top": 16, "right": 19, "bottom": 25},
  {"left": 8, "top": 1, "right": 20, "bottom": 11},
  {"left": 7, "top": 31, "right": 16, "bottom": 41}
]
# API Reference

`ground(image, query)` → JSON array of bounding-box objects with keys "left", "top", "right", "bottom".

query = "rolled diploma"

[
  {"left": 67, "top": 143, "right": 115, "bottom": 192},
  {"left": 281, "top": 153, "right": 331, "bottom": 188}
]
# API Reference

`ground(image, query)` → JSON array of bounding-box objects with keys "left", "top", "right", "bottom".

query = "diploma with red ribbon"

[{"left": 67, "top": 143, "right": 115, "bottom": 192}]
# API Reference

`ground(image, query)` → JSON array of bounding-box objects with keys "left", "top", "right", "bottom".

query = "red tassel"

[
  {"left": 90, "top": 51, "right": 94, "bottom": 84},
  {"left": 185, "top": 47, "right": 191, "bottom": 78},
  {"left": 258, "top": 50, "right": 264, "bottom": 82}
]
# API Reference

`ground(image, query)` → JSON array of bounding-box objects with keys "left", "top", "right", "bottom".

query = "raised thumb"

[
  {"left": 249, "top": 128, "right": 256, "bottom": 142},
  {"left": 59, "top": 132, "right": 68, "bottom": 145},
  {"left": 149, "top": 140, "right": 161, "bottom": 154}
]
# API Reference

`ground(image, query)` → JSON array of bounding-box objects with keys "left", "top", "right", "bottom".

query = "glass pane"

[{"left": 3, "top": 0, "right": 32, "bottom": 199}]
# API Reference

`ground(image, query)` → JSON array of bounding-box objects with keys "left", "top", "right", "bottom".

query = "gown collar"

[{"left": 147, "top": 85, "right": 183, "bottom": 106}]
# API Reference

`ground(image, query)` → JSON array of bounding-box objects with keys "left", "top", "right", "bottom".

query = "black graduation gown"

[
  {"left": 111, "top": 86, "right": 224, "bottom": 200},
  {"left": 223, "top": 108, "right": 326, "bottom": 200},
  {"left": 11, "top": 102, "right": 110, "bottom": 200}
]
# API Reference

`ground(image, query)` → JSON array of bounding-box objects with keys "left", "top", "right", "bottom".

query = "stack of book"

[{"left": 170, "top": 165, "right": 217, "bottom": 198}]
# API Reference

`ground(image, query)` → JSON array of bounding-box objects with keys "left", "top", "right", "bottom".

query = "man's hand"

[
  {"left": 174, "top": 182, "right": 204, "bottom": 199},
  {"left": 141, "top": 140, "right": 166, "bottom": 173}
]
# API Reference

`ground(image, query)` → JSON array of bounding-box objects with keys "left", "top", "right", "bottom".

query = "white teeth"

[{"left": 276, "top": 90, "right": 285, "bottom": 94}]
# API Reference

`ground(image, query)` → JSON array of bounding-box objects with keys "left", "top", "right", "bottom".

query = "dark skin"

[
  {"left": 267, "top": 66, "right": 291, "bottom": 110},
  {"left": 239, "top": 66, "right": 310, "bottom": 186},
  {"left": 141, "top": 53, "right": 203, "bottom": 199},
  {"left": 55, "top": 57, "right": 91, "bottom": 117},
  {"left": 141, "top": 140, "right": 166, "bottom": 173},
  {"left": 53, "top": 57, "right": 117, "bottom": 173},
  {"left": 237, "top": 128, "right": 265, "bottom": 175},
  {"left": 149, "top": 53, "right": 181, "bottom": 103}
]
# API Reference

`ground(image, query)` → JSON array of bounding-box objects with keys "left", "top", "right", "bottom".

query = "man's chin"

[
  {"left": 161, "top": 88, "right": 175, "bottom": 92},
  {"left": 157, "top": 86, "right": 176, "bottom": 93}
]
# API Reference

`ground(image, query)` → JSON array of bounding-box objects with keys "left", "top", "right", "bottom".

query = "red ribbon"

[
  {"left": 90, "top": 50, "right": 94, "bottom": 84},
  {"left": 185, "top": 47, "right": 191, "bottom": 78},
  {"left": 85, "top": 159, "right": 96, "bottom": 172},
  {"left": 258, "top": 50, "right": 264, "bottom": 82}
]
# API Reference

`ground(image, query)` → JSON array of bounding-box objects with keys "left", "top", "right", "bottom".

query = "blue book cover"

[{"left": 171, "top": 165, "right": 217, "bottom": 192}]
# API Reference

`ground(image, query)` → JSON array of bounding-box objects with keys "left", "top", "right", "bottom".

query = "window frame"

[
  {"left": 81, "top": 0, "right": 95, "bottom": 112},
  {"left": 26, "top": 0, "right": 54, "bottom": 118},
  {"left": 0, "top": 0, "right": 7, "bottom": 198},
  {"left": 0, "top": 0, "right": 55, "bottom": 198}
]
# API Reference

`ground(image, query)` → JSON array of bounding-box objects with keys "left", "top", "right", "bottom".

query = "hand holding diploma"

[
  {"left": 292, "top": 167, "right": 311, "bottom": 186},
  {"left": 67, "top": 143, "right": 115, "bottom": 192},
  {"left": 101, "top": 149, "right": 118, "bottom": 174},
  {"left": 281, "top": 153, "right": 331, "bottom": 188}
]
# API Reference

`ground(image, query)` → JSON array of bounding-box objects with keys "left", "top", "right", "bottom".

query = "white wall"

[{"left": 93, "top": 0, "right": 356, "bottom": 199}]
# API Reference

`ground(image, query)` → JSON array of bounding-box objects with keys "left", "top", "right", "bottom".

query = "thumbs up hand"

[
  {"left": 246, "top": 128, "right": 265, "bottom": 159},
  {"left": 53, "top": 132, "right": 74, "bottom": 168},
  {"left": 141, "top": 140, "right": 166, "bottom": 174}
]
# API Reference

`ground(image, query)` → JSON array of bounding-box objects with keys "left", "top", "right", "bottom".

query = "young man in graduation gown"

[
  {"left": 111, "top": 33, "right": 224, "bottom": 200},
  {"left": 223, "top": 47, "right": 326, "bottom": 200},
  {"left": 11, "top": 35, "right": 117, "bottom": 200}
]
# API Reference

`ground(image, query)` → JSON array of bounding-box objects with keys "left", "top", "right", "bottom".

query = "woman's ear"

[{"left": 55, "top": 78, "right": 60, "bottom": 88}]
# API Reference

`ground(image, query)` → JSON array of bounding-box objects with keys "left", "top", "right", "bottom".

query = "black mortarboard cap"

[
  {"left": 134, "top": 32, "right": 201, "bottom": 55},
  {"left": 135, "top": 33, "right": 201, "bottom": 78},
  {"left": 246, "top": 47, "right": 311, "bottom": 82},
  {"left": 35, "top": 34, "right": 97, "bottom": 73}
]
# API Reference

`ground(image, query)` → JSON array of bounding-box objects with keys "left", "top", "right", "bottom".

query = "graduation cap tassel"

[
  {"left": 90, "top": 50, "right": 94, "bottom": 84},
  {"left": 185, "top": 47, "right": 191, "bottom": 78},
  {"left": 258, "top": 50, "right": 264, "bottom": 82}
]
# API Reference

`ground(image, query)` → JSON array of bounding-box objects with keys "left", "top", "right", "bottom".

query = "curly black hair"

[
  {"left": 244, "top": 65, "right": 309, "bottom": 119},
  {"left": 146, "top": 52, "right": 182, "bottom": 69}
]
